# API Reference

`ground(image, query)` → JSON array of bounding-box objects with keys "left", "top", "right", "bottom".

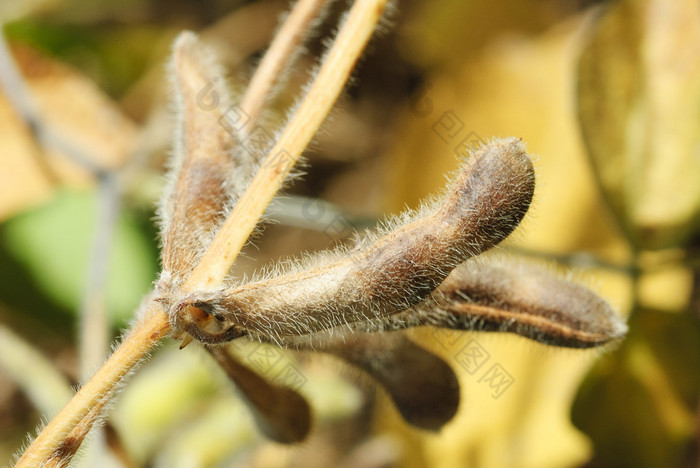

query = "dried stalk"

[
  {"left": 183, "top": 0, "right": 390, "bottom": 292},
  {"left": 41, "top": 403, "right": 103, "bottom": 468},
  {"left": 79, "top": 173, "right": 121, "bottom": 383},
  {"left": 15, "top": 0, "right": 389, "bottom": 465},
  {"left": 15, "top": 307, "right": 169, "bottom": 467},
  {"left": 0, "top": 25, "right": 122, "bottom": 466},
  {"left": 239, "top": 0, "right": 328, "bottom": 136}
]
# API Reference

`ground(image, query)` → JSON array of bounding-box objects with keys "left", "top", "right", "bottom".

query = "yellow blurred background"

[{"left": 0, "top": 0, "right": 698, "bottom": 467}]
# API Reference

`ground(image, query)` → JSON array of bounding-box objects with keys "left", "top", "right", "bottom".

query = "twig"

[
  {"left": 15, "top": 306, "right": 170, "bottom": 467},
  {"left": 42, "top": 400, "right": 104, "bottom": 468},
  {"left": 265, "top": 194, "right": 376, "bottom": 231},
  {"left": 79, "top": 173, "right": 121, "bottom": 383},
  {"left": 75, "top": 173, "right": 121, "bottom": 466},
  {"left": 0, "top": 26, "right": 125, "bottom": 466},
  {"left": 239, "top": 0, "right": 328, "bottom": 137},
  {"left": 184, "top": 0, "right": 390, "bottom": 291},
  {"left": 15, "top": 0, "right": 389, "bottom": 464},
  {"left": 0, "top": 324, "right": 73, "bottom": 418}
]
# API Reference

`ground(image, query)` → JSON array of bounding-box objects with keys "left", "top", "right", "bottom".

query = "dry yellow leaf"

[
  {"left": 0, "top": 0, "right": 58, "bottom": 22},
  {"left": 577, "top": 0, "right": 700, "bottom": 250},
  {"left": 0, "top": 43, "right": 137, "bottom": 220}
]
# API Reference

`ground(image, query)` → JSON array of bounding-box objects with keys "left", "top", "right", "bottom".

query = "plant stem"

[
  {"left": 184, "top": 0, "right": 389, "bottom": 291},
  {"left": 15, "top": 0, "right": 388, "bottom": 463},
  {"left": 0, "top": 324, "right": 73, "bottom": 418},
  {"left": 79, "top": 173, "right": 121, "bottom": 383},
  {"left": 15, "top": 306, "right": 170, "bottom": 467},
  {"left": 239, "top": 0, "right": 327, "bottom": 137},
  {"left": 41, "top": 403, "right": 104, "bottom": 468}
]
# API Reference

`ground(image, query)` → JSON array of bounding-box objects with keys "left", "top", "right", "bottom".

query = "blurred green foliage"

[{"left": 2, "top": 189, "right": 158, "bottom": 326}]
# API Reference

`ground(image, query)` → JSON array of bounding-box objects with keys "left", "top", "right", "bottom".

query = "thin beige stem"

[
  {"left": 41, "top": 403, "right": 103, "bottom": 468},
  {"left": 15, "top": 306, "right": 170, "bottom": 467},
  {"left": 239, "top": 0, "right": 327, "bottom": 136},
  {"left": 16, "top": 0, "right": 388, "bottom": 463},
  {"left": 80, "top": 174, "right": 120, "bottom": 383},
  {"left": 185, "top": 0, "right": 389, "bottom": 291},
  {"left": 0, "top": 324, "right": 73, "bottom": 417}
]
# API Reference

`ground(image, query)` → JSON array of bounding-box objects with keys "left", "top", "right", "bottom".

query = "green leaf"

[{"left": 2, "top": 188, "right": 157, "bottom": 325}]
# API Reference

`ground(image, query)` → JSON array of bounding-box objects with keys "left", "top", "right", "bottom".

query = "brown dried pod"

[
  {"left": 157, "top": 32, "right": 255, "bottom": 290},
  {"left": 172, "top": 138, "right": 535, "bottom": 342},
  {"left": 317, "top": 333, "right": 460, "bottom": 431},
  {"left": 207, "top": 346, "right": 312, "bottom": 443},
  {"left": 381, "top": 257, "right": 628, "bottom": 349}
]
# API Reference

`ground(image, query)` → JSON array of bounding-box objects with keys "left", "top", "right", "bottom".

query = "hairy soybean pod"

[
  {"left": 343, "top": 257, "right": 630, "bottom": 350},
  {"left": 159, "top": 32, "right": 254, "bottom": 288},
  {"left": 176, "top": 138, "right": 535, "bottom": 340},
  {"left": 426, "top": 259, "right": 628, "bottom": 348},
  {"left": 318, "top": 333, "right": 460, "bottom": 431},
  {"left": 207, "top": 346, "right": 311, "bottom": 443}
]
